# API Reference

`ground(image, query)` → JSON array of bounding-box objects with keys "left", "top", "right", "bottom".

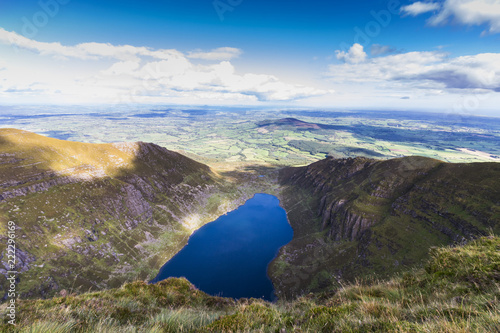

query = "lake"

[{"left": 151, "top": 193, "right": 293, "bottom": 301}]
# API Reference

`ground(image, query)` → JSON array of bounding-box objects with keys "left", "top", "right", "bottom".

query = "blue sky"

[{"left": 1, "top": 0, "right": 500, "bottom": 114}]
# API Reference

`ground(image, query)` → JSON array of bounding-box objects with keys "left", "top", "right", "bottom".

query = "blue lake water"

[{"left": 151, "top": 193, "right": 293, "bottom": 301}]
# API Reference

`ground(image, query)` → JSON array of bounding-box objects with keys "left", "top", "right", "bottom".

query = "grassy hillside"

[
  {"left": 0, "top": 129, "right": 265, "bottom": 299},
  {"left": 271, "top": 156, "right": 500, "bottom": 298},
  {"left": 1, "top": 236, "right": 498, "bottom": 332}
]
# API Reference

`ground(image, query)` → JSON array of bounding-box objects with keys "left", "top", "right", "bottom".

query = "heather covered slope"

[
  {"left": 0, "top": 129, "right": 253, "bottom": 298},
  {"left": 271, "top": 156, "right": 500, "bottom": 298},
  {"left": 1, "top": 236, "right": 498, "bottom": 332}
]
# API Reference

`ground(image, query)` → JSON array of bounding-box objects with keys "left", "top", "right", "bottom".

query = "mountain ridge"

[{"left": 0, "top": 129, "right": 255, "bottom": 299}]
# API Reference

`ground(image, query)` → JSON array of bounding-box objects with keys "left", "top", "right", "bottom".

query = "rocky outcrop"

[
  {"left": 0, "top": 175, "right": 79, "bottom": 201},
  {"left": 1, "top": 248, "right": 35, "bottom": 272}
]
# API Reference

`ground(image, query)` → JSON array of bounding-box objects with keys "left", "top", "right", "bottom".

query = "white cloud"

[
  {"left": 329, "top": 44, "right": 500, "bottom": 92},
  {"left": 401, "top": 53, "right": 500, "bottom": 90},
  {"left": 430, "top": 0, "right": 500, "bottom": 33},
  {"left": 402, "top": 0, "right": 500, "bottom": 34},
  {"left": 320, "top": 46, "right": 500, "bottom": 113},
  {"left": 401, "top": 2, "right": 441, "bottom": 16},
  {"left": 187, "top": 47, "right": 242, "bottom": 61},
  {"left": 0, "top": 28, "right": 186, "bottom": 61},
  {"left": 0, "top": 29, "right": 326, "bottom": 104},
  {"left": 336, "top": 43, "right": 367, "bottom": 64},
  {"left": 124, "top": 60, "right": 323, "bottom": 101},
  {"left": 101, "top": 60, "right": 141, "bottom": 75}
]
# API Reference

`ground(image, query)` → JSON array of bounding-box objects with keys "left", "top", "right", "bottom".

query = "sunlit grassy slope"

[
  {"left": 1, "top": 236, "right": 498, "bottom": 332},
  {"left": 0, "top": 128, "right": 142, "bottom": 177}
]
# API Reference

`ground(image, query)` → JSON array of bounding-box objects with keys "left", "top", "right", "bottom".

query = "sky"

[{"left": 0, "top": 0, "right": 500, "bottom": 115}]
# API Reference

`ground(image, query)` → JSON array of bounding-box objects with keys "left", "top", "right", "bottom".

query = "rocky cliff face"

[
  {"left": 0, "top": 129, "right": 246, "bottom": 299},
  {"left": 270, "top": 156, "right": 500, "bottom": 298}
]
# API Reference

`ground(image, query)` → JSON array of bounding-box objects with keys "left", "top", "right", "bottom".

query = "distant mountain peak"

[{"left": 257, "top": 118, "right": 322, "bottom": 129}]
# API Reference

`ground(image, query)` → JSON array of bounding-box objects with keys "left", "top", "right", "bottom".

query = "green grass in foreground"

[{"left": 1, "top": 236, "right": 499, "bottom": 332}]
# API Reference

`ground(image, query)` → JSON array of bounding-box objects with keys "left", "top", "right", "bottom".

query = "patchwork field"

[{"left": 1, "top": 106, "right": 499, "bottom": 167}]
